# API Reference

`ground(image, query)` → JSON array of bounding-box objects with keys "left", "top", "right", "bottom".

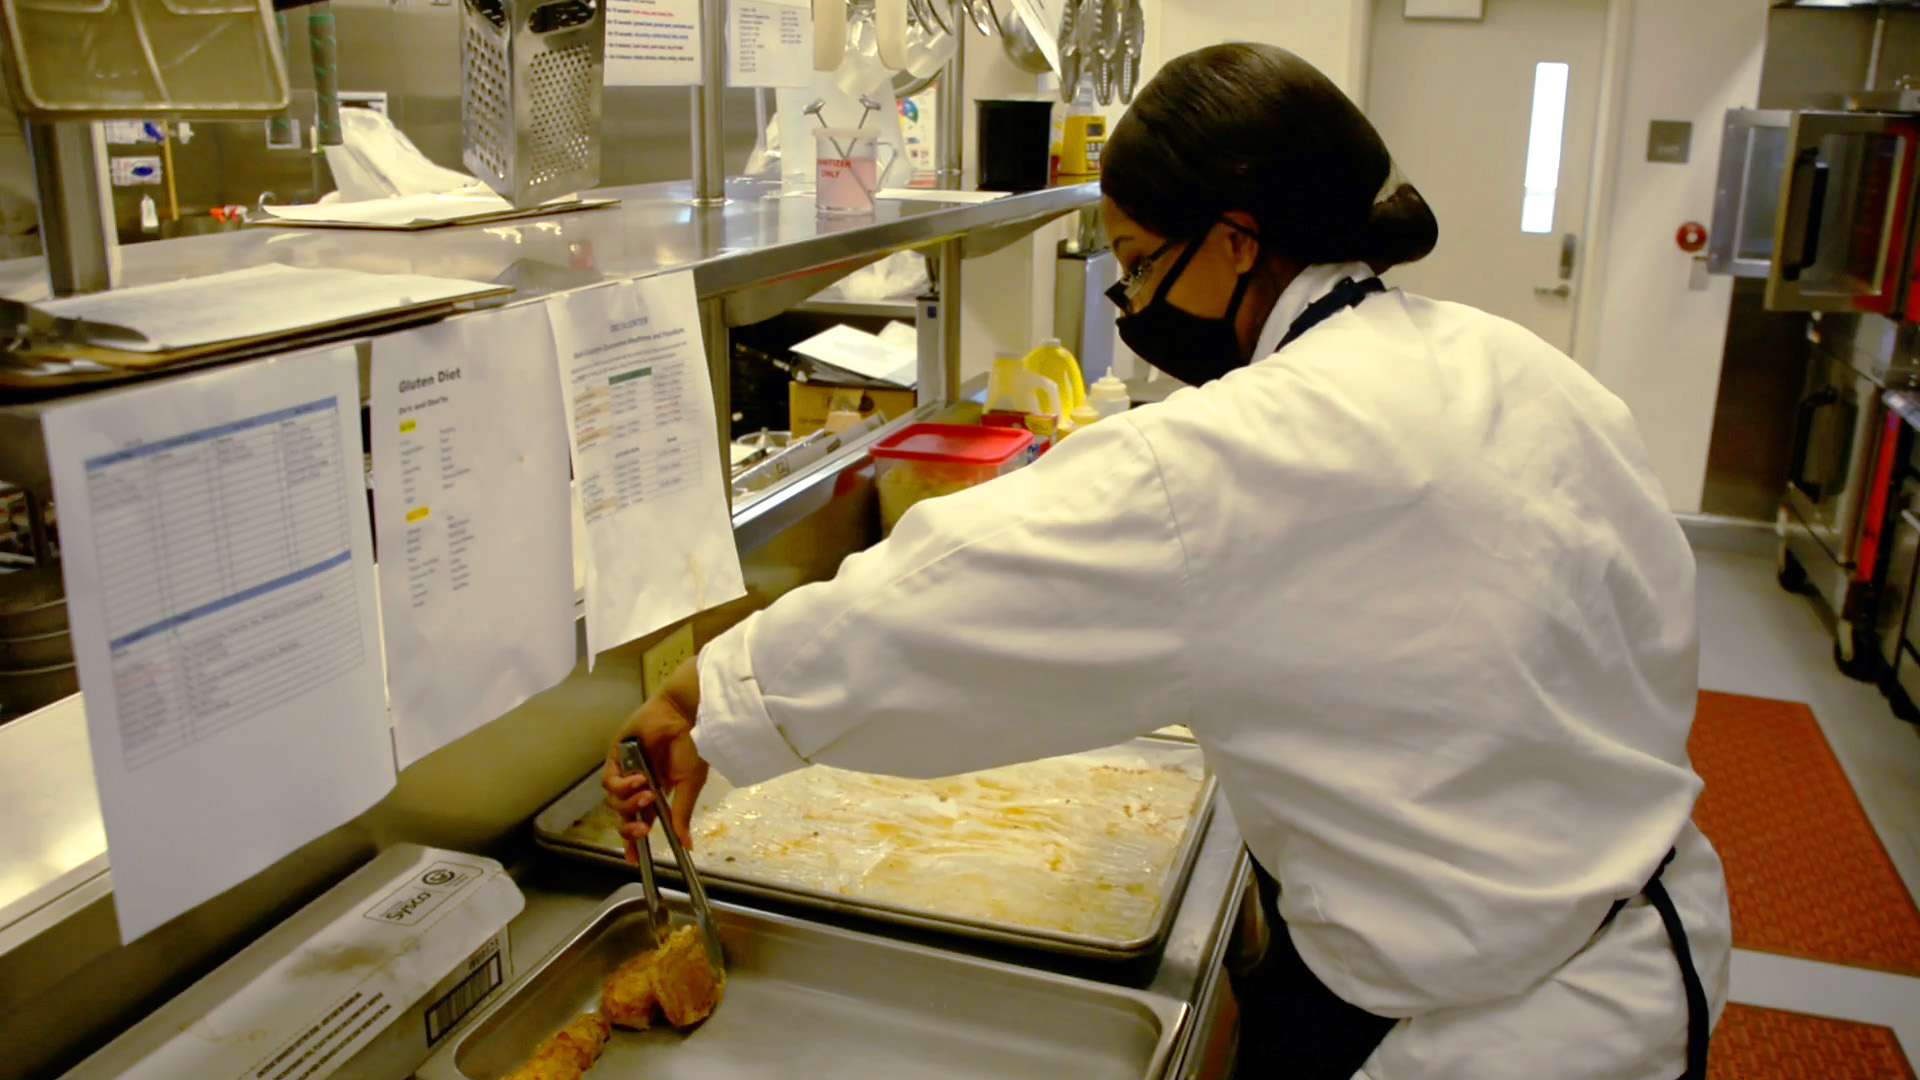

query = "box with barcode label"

[{"left": 66, "top": 845, "right": 522, "bottom": 1080}]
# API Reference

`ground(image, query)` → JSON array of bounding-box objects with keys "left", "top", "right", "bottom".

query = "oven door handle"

[
  {"left": 1789, "top": 387, "right": 1842, "bottom": 502},
  {"left": 1780, "top": 150, "right": 1830, "bottom": 284}
]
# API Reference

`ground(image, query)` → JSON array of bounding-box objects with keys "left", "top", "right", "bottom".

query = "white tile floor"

[{"left": 1695, "top": 549, "right": 1920, "bottom": 1059}]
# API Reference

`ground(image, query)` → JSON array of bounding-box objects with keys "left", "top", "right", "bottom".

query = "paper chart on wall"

[
  {"left": 605, "top": 0, "right": 704, "bottom": 86},
  {"left": 42, "top": 347, "right": 394, "bottom": 942},
  {"left": 369, "top": 303, "right": 579, "bottom": 768},
  {"left": 547, "top": 272, "right": 746, "bottom": 665},
  {"left": 728, "top": 0, "right": 813, "bottom": 88}
]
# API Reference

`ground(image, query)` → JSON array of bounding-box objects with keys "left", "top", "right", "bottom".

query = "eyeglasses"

[
  {"left": 1105, "top": 238, "right": 1181, "bottom": 312},
  {"left": 1103, "top": 219, "right": 1263, "bottom": 313}
]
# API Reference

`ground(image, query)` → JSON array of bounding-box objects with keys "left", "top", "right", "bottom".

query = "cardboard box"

[
  {"left": 67, "top": 845, "right": 522, "bottom": 1080},
  {"left": 791, "top": 380, "right": 917, "bottom": 437}
]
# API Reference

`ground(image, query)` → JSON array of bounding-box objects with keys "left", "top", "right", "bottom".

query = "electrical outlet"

[{"left": 642, "top": 623, "right": 696, "bottom": 700}]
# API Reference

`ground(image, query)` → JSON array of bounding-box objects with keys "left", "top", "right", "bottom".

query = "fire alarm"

[{"left": 1676, "top": 222, "right": 1708, "bottom": 253}]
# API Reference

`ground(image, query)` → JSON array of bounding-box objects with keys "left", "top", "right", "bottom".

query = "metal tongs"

[
  {"left": 0, "top": 297, "right": 146, "bottom": 353},
  {"left": 617, "top": 737, "right": 726, "bottom": 975}
]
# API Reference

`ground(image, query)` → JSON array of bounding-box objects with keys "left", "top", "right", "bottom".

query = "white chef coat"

[{"left": 693, "top": 261, "right": 1732, "bottom": 1080}]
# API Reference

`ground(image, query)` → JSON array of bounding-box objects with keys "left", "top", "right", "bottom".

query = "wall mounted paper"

[
  {"left": 728, "top": 0, "right": 813, "bottom": 88},
  {"left": 606, "top": 0, "right": 704, "bottom": 86},
  {"left": 43, "top": 347, "right": 393, "bottom": 942},
  {"left": 371, "top": 304, "right": 578, "bottom": 768},
  {"left": 548, "top": 272, "right": 746, "bottom": 664}
]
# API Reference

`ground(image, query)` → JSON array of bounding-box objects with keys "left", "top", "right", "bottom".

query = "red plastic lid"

[{"left": 871, "top": 423, "right": 1033, "bottom": 466}]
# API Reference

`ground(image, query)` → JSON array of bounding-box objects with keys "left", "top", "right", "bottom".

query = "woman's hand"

[{"left": 601, "top": 656, "right": 708, "bottom": 864}]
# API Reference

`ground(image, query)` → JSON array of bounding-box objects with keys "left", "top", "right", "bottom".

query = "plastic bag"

[
  {"left": 565, "top": 743, "right": 1209, "bottom": 940},
  {"left": 834, "top": 250, "right": 929, "bottom": 300},
  {"left": 323, "top": 108, "right": 484, "bottom": 202}
]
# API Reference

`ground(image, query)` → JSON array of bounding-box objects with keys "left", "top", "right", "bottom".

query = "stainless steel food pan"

[
  {"left": 533, "top": 738, "right": 1217, "bottom": 961},
  {"left": 416, "top": 886, "right": 1187, "bottom": 1080}
]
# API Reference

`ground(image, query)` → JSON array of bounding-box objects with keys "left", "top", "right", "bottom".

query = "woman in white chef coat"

[{"left": 605, "top": 43, "right": 1730, "bottom": 1080}]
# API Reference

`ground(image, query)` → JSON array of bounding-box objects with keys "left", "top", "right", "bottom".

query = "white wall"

[
  {"left": 1144, "top": 0, "right": 1372, "bottom": 102},
  {"left": 953, "top": 0, "right": 1376, "bottom": 386},
  {"left": 960, "top": 0, "right": 1769, "bottom": 514},
  {"left": 1577, "top": 0, "right": 1770, "bottom": 512}
]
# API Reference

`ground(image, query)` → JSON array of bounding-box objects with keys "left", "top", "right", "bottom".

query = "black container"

[{"left": 977, "top": 99, "right": 1055, "bottom": 193}]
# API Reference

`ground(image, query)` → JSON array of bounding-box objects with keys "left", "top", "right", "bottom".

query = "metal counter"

[
  {"left": 0, "top": 177, "right": 1098, "bottom": 498},
  {"left": 0, "top": 178, "right": 1096, "bottom": 318},
  {"left": 0, "top": 695, "right": 105, "bottom": 943},
  {"left": 505, "top": 803, "right": 1250, "bottom": 1079}
]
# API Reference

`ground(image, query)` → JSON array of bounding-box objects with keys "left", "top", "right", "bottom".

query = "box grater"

[{"left": 461, "top": 0, "right": 603, "bottom": 207}]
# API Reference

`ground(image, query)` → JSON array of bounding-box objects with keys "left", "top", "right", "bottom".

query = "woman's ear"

[{"left": 1222, "top": 210, "right": 1263, "bottom": 274}]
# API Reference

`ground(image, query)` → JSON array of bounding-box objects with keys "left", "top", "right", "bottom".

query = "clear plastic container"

[{"left": 872, "top": 423, "right": 1034, "bottom": 535}]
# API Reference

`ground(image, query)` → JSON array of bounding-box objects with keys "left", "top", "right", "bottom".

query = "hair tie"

[{"left": 1375, "top": 159, "right": 1410, "bottom": 205}]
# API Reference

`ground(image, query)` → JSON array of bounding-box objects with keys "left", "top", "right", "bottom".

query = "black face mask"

[{"left": 1108, "top": 233, "right": 1259, "bottom": 387}]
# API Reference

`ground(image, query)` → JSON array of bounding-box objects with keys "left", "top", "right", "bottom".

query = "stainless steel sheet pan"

[
  {"left": 533, "top": 738, "right": 1216, "bottom": 960},
  {"left": 417, "top": 885, "right": 1187, "bottom": 1080}
]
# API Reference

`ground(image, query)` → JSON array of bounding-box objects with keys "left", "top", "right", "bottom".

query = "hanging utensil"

[
  {"left": 965, "top": 0, "right": 998, "bottom": 36},
  {"left": 1000, "top": 6, "right": 1052, "bottom": 74},
  {"left": 618, "top": 738, "right": 726, "bottom": 976},
  {"left": 1090, "top": 0, "right": 1119, "bottom": 106},
  {"left": 877, "top": 0, "right": 910, "bottom": 70},
  {"left": 1057, "top": 0, "right": 1081, "bottom": 103},
  {"left": 1098, "top": 0, "right": 1122, "bottom": 57},
  {"left": 917, "top": 0, "right": 950, "bottom": 36},
  {"left": 1075, "top": 0, "right": 1098, "bottom": 62},
  {"left": 814, "top": 0, "right": 848, "bottom": 71},
  {"left": 1119, "top": 0, "right": 1143, "bottom": 104}
]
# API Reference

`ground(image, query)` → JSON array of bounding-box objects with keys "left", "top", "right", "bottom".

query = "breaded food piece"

[
  {"left": 651, "top": 925, "right": 724, "bottom": 1027},
  {"left": 600, "top": 925, "right": 724, "bottom": 1030},
  {"left": 600, "top": 942, "right": 662, "bottom": 1030},
  {"left": 502, "top": 1011, "right": 609, "bottom": 1080}
]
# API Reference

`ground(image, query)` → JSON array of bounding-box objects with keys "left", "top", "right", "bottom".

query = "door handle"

[
  {"left": 1534, "top": 284, "right": 1572, "bottom": 299},
  {"left": 1789, "top": 387, "right": 1842, "bottom": 502},
  {"left": 1780, "top": 149, "right": 1830, "bottom": 283}
]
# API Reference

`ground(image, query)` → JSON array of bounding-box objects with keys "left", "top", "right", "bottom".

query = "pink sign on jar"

[{"left": 815, "top": 128, "right": 894, "bottom": 217}]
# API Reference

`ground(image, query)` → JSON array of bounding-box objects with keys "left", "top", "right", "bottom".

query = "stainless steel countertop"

[
  {"left": 0, "top": 179, "right": 1100, "bottom": 307},
  {"left": 0, "top": 694, "right": 107, "bottom": 942}
]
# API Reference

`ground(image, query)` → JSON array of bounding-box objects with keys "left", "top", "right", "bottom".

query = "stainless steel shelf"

[
  {"left": 791, "top": 296, "right": 922, "bottom": 319},
  {"left": 0, "top": 178, "right": 1099, "bottom": 495},
  {"left": 0, "top": 179, "right": 1095, "bottom": 324}
]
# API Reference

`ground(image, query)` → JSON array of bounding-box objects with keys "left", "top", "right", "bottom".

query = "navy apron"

[{"left": 1227, "top": 278, "right": 1711, "bottom": 1080}]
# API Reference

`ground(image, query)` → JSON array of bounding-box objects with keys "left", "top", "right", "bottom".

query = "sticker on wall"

[
  {"left": 103, "top": 120, "right": 165, "bottom": 145},
  {"left": 1647, "top": 120, "right": 1693, "bottom": 164},
  {"left": 109, "top": 156, "right": 163, "bottom": 187}
]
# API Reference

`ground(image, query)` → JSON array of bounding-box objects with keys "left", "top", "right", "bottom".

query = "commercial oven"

[
  {"left": 1865, "top": 390, "right": 1920, "bottom": 723},
  {"left": 1778, "top": 313, "right": 1920, "bottom": 676},
  {"left": 1710, "top": 90, "right": 1920, "bottom": 679},
  {"left": 1713, "top": 99, "right": 1920, "bottom": 313}
]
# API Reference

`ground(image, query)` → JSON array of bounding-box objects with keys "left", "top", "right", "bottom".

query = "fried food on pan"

[
  {"left": 651, "top": 924, "right": 724, "bottom": 1027},
  {"left": 601, "top": 925, "right": 725, "bottom": 1030},
  {"left": 502, "top": 1011, "right": 609, "bottom": 1080},
  {"left": 600, "top": 942, "right": 661, "bottom": 1029}
]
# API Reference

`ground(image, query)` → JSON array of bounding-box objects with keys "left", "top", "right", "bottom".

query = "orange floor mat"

[
  {"left": 1690, "top": 691, "right": 1920, "bottom": 977},
  {"left": 1709, "top": 1003, "right": 1914, "bottom": 1080}
]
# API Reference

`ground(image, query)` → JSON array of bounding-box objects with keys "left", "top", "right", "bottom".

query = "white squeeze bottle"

[{"left": 1088, "top": 367, "right": 1131, "bottom": 418}]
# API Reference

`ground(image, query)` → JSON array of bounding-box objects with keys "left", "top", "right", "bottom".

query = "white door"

[{"left": 1365, "top": 0, "right": 1609, "bottom": 352}]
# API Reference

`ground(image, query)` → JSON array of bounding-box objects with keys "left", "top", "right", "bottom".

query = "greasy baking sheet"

[
  {"left": 417, "top": 886, "right": 1186, "bottom": 1080},
  {"left": 533, "top": 739, "right": 1216, "bottom": 959}
]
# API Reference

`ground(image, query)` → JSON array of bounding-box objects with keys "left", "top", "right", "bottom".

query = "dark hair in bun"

[{"left": 1102, "top": 42, "right": 1439, "bottom": 273}]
